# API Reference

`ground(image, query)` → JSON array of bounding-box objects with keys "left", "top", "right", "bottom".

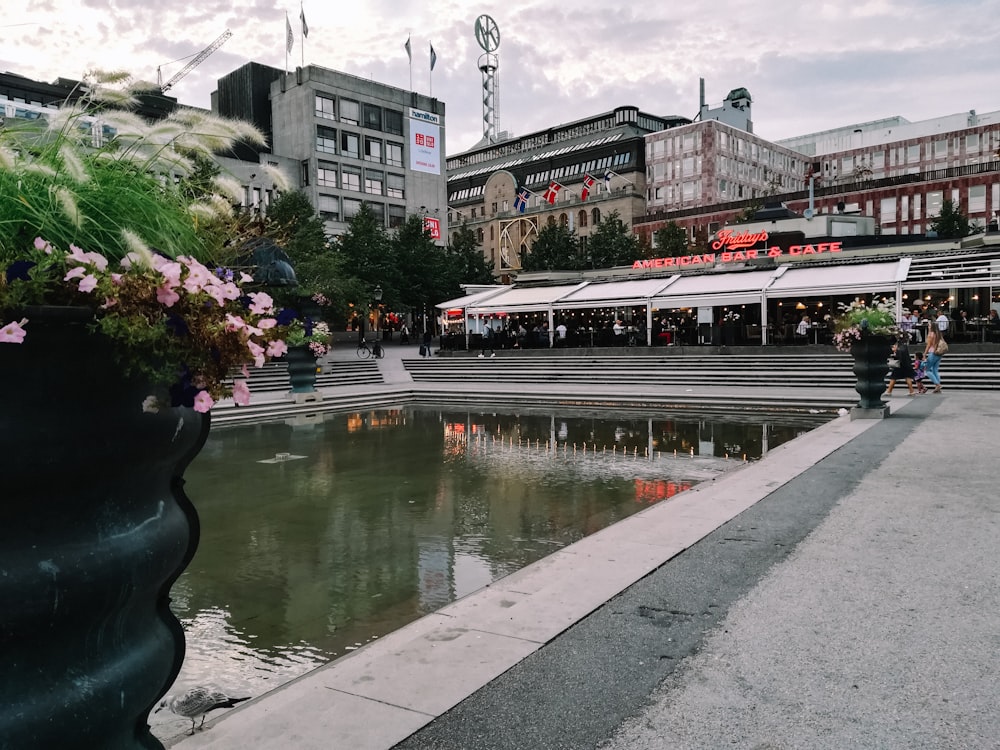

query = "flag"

[
  {"left": 405, "top": 35, "right": 412, "bottom": 62},
  {"left": 580, "top": 174, "right": 595, "bottom": 201},
  {"left": 286, "top": 13, "right": 293, "bottom": 53},
  {"left": 514, "top": 187, "right": 529, "bottom": 213},
  {"left": 543, "top": 181, "right": 562, "bottom": 205},
  {"left": 430, "top": 43, "right": 437, "bottom": 71},
  {"left": 300, "top": 5, "right": 308, "bottom": 38},
  {"left": 603, "top": 170, "right": 612, "bottom": 191}
]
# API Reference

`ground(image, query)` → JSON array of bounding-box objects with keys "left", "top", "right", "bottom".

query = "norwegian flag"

[
  {"left": 543, "top": 181, "right": 562, "bottom": 205},
  {"left": 580, "top": 174, "right": 595, "bottom": 201},
  {"left": 514, "top": 187, "right": 529, "bottom": 213}
]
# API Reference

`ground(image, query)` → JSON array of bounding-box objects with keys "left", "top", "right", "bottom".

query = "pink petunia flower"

[
  {"left": 247, "top": 340, "right": 265, "bottom": 368},
  {"left": 193, "top": 391, "right": 215, "bottom": 413},
  {"left": 266, "top": 339, "right": 288, "bottom": 358},
  {"left": 64, "top": 266, "right": 86, "bottom": 281},
  {"left": 248, "top": 291, "right": 274, "bottom": 315},
  {"left": 156, "top": 284, "right": 181, "bottom": 307},
  {"left": 33, "top": 237, "right": 53, "bottom": 254},
  {"left": 239, "top": 272, "right": 254, "bottom": 284},
  {"left": 225, "top": 314, "right": 246, "bottom": 332},
  {"left": 67, "top": 244, "right": 89, "bottom": 265},
  {"left": 78, "top": 274, "right": 98, "bottom": 293},
  {"left": 257, "top": 317, "right": 277, "bottom": 329},
  {"left": 0, "top": 318, "right": 28, "bottom": 344},
  {"left": 232, "top": 379, "right": 251, "bottom": 406}
]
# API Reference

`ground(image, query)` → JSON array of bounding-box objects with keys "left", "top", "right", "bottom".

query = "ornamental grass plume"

[
  {"left": 0, "top": 69, "right": 293, "bottom": 411},
  {"left": 830, "top": 297, "right": 900, "bottom": 352}
]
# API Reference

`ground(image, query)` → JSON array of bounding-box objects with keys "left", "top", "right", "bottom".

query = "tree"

[
  {"left": 522, "top": 222, "right": 580, "bottom": 271},
  {"left": 446, "top": 221, "right": 495, "bottom": 285},
  {"left": 652, "top": 221, "right": 688, "bottom": 257},
  {"left": 390, "top": 213, "right": 459, "bottom": 316},
  {"left": 929, "top": 199, "right": 978, "bottom": 238},
  {"left": 584, "top": 211, "right": 641, "bottom": 269}
]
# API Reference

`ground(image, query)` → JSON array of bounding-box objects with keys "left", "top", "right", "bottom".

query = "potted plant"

[
  {"left": 0, "top": 70, "right": 291, "bottom": 749},
  {"left": 281, "top": 314, "right": 333, "bottom": 393},
  {"left": 831, "top": 297, "right": 900, "bottom": 410}
]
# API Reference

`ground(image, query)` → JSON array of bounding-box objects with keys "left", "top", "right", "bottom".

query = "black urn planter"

[
  {"left": 285, "top": 344, "right": 319, "bottom": 392},
  {"left": 0, "top": 308, "right": 209, "bottom": 750},
  {"left": 850, "top": 334, "right": 893, "bottom": 409}
]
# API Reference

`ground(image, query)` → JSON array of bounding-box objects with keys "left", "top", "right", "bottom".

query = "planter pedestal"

[
  {"left": 850, "top": 334, "right": 893, "bottom": 418},
  {"left": 285, "top": 344, "right": 321, "bottom": 399},
  {"left": 0, "top": 307, "right": 208, "bottom": 749}
]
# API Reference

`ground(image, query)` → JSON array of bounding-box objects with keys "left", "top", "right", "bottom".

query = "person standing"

[
  {"left": 885, "top": 337, "right": 916, "bottom": 396},
  {"left": 935, "top": 308, "right": 950, "bottom": 333},
  {"left": 478, "top": 324, "right": 495, "bottom": 358},
  {"left": 924, "top": 324, "right": 945, "bottom": 393},
  {"left": 421, "top": 328, "right": 433, "bottom": 358}
]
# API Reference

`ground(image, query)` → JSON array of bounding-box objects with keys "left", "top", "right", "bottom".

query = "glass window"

[
  {"left": 342, "top": 165, "right": 361, "bottom": 192},
  {"left": 384, "top": 109, "right": 404, "bottom": 136},
  {"left": 969, "top": 184, "right": 986, "bottom": 214},
  {"left": 926, "top": 191, "right": 943, "bottom": 218},
  {"left": 317, "top": 194, "right": 339, "bottom": 220},
  {"left": 343, "top": 198, "right": 362, "bottom": 219},
  {"left": 363, "top": 103, "right": 382, "bottom": 131},
  {"left": 966, "top": 133, "right": 980, "bottom": 150},
  {"left": 341, "top": 131, "right": 360, "bottom": 159},
  {"left": 388, "top": 204, "right": 406, "bottom": 228},
  {"left": 934, "top": 140, "right": 947, "bottom": 157},
  {"left": 386, "top": 173, "right": 404, "bottom": 199},
  {"left": 364, "top": 137, "right": 382, "bottom": 163},
  {"left": 315, "top": 94, "right": 335, "bottom": 120},
  {"left": 385, "top": 141, "right": 403, "bottom": 167},
  {"left": 316, "top": 125, "right": 336, "bottom": 154},
  {"left": 880, "top": 197, "right": 896, "bottom": 224},
  {"left": 368, "top": 202, "right": 385, "bottom": 224},
  {"left": 364, "top": 169, "right": 384, "bottom": 195},
  {"left": 340, "top": 99, "right": 359, "bottom": 125},
  {"left": 907, "top": 144, "right": 920, "bottom": 163},
  {"left": 317, "top": 160, "right": 338, "bottom": 188}
]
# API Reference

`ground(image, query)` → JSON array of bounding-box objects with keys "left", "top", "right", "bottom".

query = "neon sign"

[
  {"left": 711, "top": 229, "right": 769, "bottom": 250},
  {"left": 632, "top": 242, "right": 843, "bottom": 270}
]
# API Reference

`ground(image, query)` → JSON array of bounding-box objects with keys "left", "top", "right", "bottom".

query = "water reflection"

[{"left": 152, "top": 406, "right": 826, "bottom": 739}]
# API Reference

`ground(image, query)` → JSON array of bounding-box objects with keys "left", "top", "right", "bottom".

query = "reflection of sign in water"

[
  {"left": 424, "top": 216, "right": 441, "bottom": 239},
  {"left": 410, "top": 118, "right": 440, "bottom": 175},
  {"left": 634, "top": 478, "right": 694, "bottom": 504}
]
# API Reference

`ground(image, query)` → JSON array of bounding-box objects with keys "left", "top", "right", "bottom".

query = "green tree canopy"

[
  {"left": 584, "top": 211, "right": 640, "bottom": 269},
  {"left": 653, "top": 221, "right": 688, "bottom": 257},
  {"left": 928, "top": 199, "right": 977, "bottom": 238},
  {"left": 447, "top": 220, "right": 495, "bottom": 285},
  {"left": 522, "top": 222, "right": 580, "bottom": 271}
]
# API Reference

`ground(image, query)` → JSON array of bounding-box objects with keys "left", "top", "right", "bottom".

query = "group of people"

[{"left": 886, "top": 307, "right": 951, "bottom": 396}]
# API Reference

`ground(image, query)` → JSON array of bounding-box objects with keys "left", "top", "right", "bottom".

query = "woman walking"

[{"left": 923, "top": 324, "right": 946, "bottom": 393}]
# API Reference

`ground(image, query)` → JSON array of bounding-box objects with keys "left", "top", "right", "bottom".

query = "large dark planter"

[
  {"left": 850, "top": 334, "right": 893, "bottom": 409},
  {"left": 0, "top": 307, "right": 209, "bottom": 750},
  {"left": 285, "top": 344, "right": 319, "bottom": 392}
]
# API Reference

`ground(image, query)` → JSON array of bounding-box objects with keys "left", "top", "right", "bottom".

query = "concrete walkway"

[{"left": 170, "top": 357, "right": 999, "bottom": 749}]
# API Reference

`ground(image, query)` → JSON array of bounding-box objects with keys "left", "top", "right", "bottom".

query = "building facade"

[
  {"left": 445, "top": 106, "right": 690, "bottom": 281},
  {"left": 218, "top": 63, "right": 449, "bottom": 240}
]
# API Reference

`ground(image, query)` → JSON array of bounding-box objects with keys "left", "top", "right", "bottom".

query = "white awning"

[
  {"left": 465, "top": 284, "right": 587, "bottom": 314},
  {"left": 556, "top": 278, "right": 678, "bottom": 308},
  {"left": 766, "top": 260, "right": 907, "bottom": 299},
  {"left": 650, "top": 269, "right": 779, "bottom": 309},
  {"left": 436, "top": 286, "right": 508, "bottom": 311}
]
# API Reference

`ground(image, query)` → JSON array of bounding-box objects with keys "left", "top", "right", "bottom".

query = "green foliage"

[
  {"left": 447, "top": 221, "right": 495, "bottom": 285},
  {"left": 733, "top": 201, "right": 762, "bottom": 223},
  {"left": 584, "top": 211, "right": 640, "bottom": 268},
  {"left": 928, "top": 199, "right": 976, "bottom": 239},
  {"left": 523, "top": 222, "right": 580, "bottom": 271},
  {"left": 653, "top": 221, "right": 688, "bottom": 257}
]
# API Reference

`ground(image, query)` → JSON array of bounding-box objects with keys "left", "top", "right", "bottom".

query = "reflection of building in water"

[{"left": 634, "top": 479, "right": 694, "bottom": 505}]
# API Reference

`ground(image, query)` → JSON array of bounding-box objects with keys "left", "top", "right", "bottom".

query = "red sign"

[
  {"left": 633, "top": 242, "right": 842, "bottom": 270},
  {"left": 424, "top": 217, "right": 441, "bottom": 240},
  {"left": 711, "top": 229, "right": 769, "bottom": 251}
]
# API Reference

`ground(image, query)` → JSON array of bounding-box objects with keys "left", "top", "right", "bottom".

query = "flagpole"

[{"left": 284, "top": 12, "right": 289, "bottom": 75}]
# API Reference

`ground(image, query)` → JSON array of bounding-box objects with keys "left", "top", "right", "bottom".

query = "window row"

[
  {"left": 524, "top": 152, "right": 631, "bottom": 187},
  {"left": 317, "top": 195, "right": 407, "bottom": 227},
  {"left": 314, "top": 94, "right": 404, "bottom": 136},
  {"left": 315, "top": 125, "right": 404, "bottom": 166},
  {"left": 313, "top": 160, "right": 405, "bottom": 198}
]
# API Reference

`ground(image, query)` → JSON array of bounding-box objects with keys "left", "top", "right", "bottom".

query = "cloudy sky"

[{"left": 4, "top": 0, "right": 999, "bottom": 155}]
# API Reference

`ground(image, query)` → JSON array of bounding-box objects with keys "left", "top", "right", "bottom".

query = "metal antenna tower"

[{"left": 474, "top": 15, "right": 500, "bottom": 143}]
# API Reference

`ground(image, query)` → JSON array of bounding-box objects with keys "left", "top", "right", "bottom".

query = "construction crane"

[{"left": 157, "top": 29, "right": 233, "bottom": 93}]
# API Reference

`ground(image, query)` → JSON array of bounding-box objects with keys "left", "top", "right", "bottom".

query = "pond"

[{"left": 152, "top": 405, "right": 827, "bottom": 739}]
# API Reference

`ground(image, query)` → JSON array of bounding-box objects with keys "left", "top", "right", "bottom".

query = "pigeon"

[{"left": 155, "top": 687, "right": 250, "bottom": 734}]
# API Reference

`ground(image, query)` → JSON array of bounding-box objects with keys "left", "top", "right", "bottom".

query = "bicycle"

[{"left": 356, "top": 339, "right": 385, "bottom": 359}]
